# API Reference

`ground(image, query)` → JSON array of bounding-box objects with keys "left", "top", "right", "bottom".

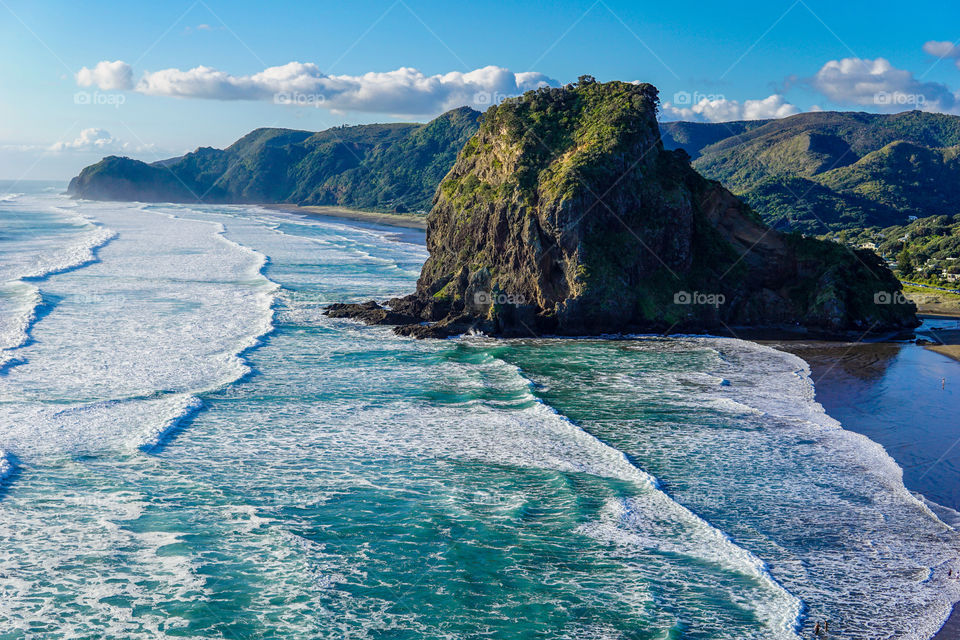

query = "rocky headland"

[{"left": 327, "top": 78, "right": 918, "bottom": 339}]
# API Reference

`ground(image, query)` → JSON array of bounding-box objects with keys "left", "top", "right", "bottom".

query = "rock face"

[{"left": 334, "top": 79, "right": 917, "bottom": 338}]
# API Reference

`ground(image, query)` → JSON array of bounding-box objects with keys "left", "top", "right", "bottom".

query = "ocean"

[{"left": 0, "top": 182, "right": 958, "bottom": 639}]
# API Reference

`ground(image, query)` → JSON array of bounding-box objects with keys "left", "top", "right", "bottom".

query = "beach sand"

[
  {"left": 907, "top": 291, "right": 960, "bottom": 318},
  {"left": 934, "top": 609, "right": 960, "bottom": 640},
  {"left": 915, "top": 322, "right": 960, "bottom": 364},
  {"left": 929, "top": 344, "right": 960, "bottom": 362},
  {"left": 266, "top": 204, "right": 427, "bottom": 230}
]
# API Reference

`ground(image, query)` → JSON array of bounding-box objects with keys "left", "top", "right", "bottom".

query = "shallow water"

[
  {"left": 0, "top": 183, "right": 958, "bottom": 639},
  {"left": 785, "top": 337, "right": 960, "bottom": 513}
]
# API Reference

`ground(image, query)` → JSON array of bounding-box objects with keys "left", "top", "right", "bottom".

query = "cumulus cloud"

[
  {"left": 923, "top": 40, "right": 960, "bottom": 72},
  {"left": 49, "top": 128, "right": 155, "bottom": 154},
  {"left": 660, "top": 94, "right": 800, "bottom": 122},
  {"left": 50, "top": 128, "right": 120, "bottom": 152},
  {"left": 811, "top": 57, "right": 958, "bottom": 113},
  {"left": 923, "top": 40, "right": 960, "bottom": 63},
  {"left": 76, "top": 60, "right": 134, "bottom": 91},
  {"left": 77, "top": 60, "right": 558, "bottom": 115}
]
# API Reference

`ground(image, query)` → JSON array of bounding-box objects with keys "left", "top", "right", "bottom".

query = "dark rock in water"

[
  {"left": 327, "top": 79, "right": 918, "bottom": 339},
  {"left": 325, "top": 301, "right": 420, "bottom": 326}
]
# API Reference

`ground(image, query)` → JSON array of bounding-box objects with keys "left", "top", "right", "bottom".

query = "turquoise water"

[{"left": 0, "top": 183, "right": 958, "bottom": 639}]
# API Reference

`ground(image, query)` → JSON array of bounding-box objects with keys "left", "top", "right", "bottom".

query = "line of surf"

[
  {"left": 471, "top": 343, "right": 804, "bottom": 639},
  {"left": 0, "top": 211, "right": 116, "bottom": 372},
  {"left": 700, "top": 337, "right": 960, "bottom": 640},
  {"left": 129, "top": 207, "right": 280, "bottom": 453}
]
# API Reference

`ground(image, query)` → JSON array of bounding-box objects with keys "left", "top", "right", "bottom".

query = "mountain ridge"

[
  {"left": 68, "top": 107, "right": 482, "bottom": 213},
  {"left": 70, "top": 107, "right": 960, "bottom": 237},
  {"left": 661, "top": 110, "right": 960, "bottom": 231}
]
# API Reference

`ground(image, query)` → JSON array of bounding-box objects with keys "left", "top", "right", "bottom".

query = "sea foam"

[{"left": 0, "top": 200, "right": 277, "bottom": 459}]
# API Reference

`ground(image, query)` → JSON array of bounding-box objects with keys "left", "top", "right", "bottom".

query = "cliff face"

[
  {"left": 329, "top": 79, "right": 917, "bottom": 339},
  {"left": 67, "top": 107, "right": 482, "bottom": 212}
]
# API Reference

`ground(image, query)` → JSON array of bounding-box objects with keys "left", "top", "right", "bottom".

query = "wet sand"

[
  {"left": 916, "top": 320, "right": 960, "bottom": 364},
  {"left": 266, "top": 204, "right": 427, "bottom": 229},
  {"left": 773, "top": 332, "right": 960, "bottom": 511},
  {"left": 934, "top": 609, "right": 960, "bottom": 640}
]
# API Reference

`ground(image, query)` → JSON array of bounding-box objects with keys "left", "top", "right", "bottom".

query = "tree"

[{"left": 897, "top": 248, "right": 914, "bottom": 274}]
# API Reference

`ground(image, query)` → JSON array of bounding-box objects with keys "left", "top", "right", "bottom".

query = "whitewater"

[{"left": 0, "top": 184, "right": 957, "bottom": 639}]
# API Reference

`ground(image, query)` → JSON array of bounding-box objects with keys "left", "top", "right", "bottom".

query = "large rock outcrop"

[{"left": 328, "top": 78, "right": 918, "bottom": 338}]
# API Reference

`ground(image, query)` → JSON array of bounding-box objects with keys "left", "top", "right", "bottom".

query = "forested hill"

[
  {"left": 661, "top": 110, "right": 960, "bottom": 232},
  {"left": 71, "top": 107, "right": 960, "bottom": 233},
  {"left": 68, "top": 106, "right": 482, "bottom": 213}
]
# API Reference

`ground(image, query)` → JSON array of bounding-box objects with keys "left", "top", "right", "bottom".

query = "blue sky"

[{"left": 2, "top": 0, "right": 959, "bottom": 179}]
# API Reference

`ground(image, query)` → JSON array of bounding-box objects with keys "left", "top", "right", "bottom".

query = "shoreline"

[
  {"left": 284, "top": 212, "right": 960, "bottom": 635},
  {"left": 915, "top": 315, "right": 960, "bottom": 364},
  {"left": 772, "top": 328, "right": 960, "bottom": 640},
  {"left": 934, "top": 608, "right": 960, "bottom": 640},
  {"left": 265, "top": 204, "right": 427, "bottom": 230}
]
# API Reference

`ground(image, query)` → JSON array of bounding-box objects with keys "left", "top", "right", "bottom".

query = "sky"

[{"left": 2, "top": 0, "right": 960, "bottom": 179}]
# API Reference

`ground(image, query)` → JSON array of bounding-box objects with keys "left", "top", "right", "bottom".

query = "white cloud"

[
  {"left": 76, "top": 60, "right": 133, "bottom": 91},
  {"left": 660, "top": 94, "right": 800, "bottom": 122},
  {"left": 923, "top": 40, "right": 960, "bottom": 62},
  {"left": 49, "top": 128, "right": 155, "bottom": 154},
  {"left": 50, "top": 128, "right": 120, "bottom": 152},
  {"left": 78, "top": 60, "right": 558, "bottom": 115},
  {"left": 811, "top": 57, "right": 958, "bottom": 113}
]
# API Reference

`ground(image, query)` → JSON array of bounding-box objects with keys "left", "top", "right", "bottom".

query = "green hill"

[
  {"left": 661, "top": 110, "right": 960, "bottom": 232},
  {"left": 71, "top": 107, "right": 960, "bottom": 229},
  {"left": 68, "top": 107, "right": 482, "bottom": 213},
  {"left": 836, "top": 214, "right": 960, "bottom": 284}
]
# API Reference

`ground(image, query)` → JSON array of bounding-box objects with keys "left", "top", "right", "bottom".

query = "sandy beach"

[
  {"left": 915, "top": 320, "right": 960, "bottom": 364},
  {"left": 907, "top": 291, "right": 960, "bottom": 319},
  {"left": 266, "top": 204, "right": 428, "bottom": 230}
]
